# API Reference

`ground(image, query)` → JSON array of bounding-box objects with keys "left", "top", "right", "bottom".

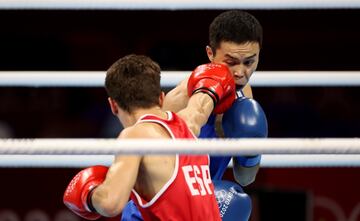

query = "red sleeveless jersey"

[{"left": 130, "top": 111, "right": 221, "bottom": 221}]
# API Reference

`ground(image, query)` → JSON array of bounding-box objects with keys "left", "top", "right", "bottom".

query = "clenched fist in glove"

[
  {"left": 187, "top": 63, "right": 236, "bottom": 114},
  {"left": 63, "top": 165, "right": 108, "bottom": 220}
]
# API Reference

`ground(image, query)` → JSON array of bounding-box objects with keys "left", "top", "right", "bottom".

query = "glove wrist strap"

[{"left": 86, "top": 187, "right": 98, "bottom": 213}]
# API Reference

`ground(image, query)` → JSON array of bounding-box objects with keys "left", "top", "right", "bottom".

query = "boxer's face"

[{"left": 206, "top": 41, "right": 260, "bottom": 87}]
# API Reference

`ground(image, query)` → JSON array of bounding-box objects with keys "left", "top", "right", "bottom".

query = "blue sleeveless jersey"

[{"left": 199, "top": 114, "right": 231, "bottom": 180}]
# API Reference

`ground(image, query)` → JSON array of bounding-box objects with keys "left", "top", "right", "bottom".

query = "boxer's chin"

[{"left": 235, "top": 80, "right": 246, "bottom": 88}]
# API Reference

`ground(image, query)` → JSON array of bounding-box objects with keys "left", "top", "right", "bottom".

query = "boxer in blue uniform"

[{"left": 121, "top": 10, "right": 266, "bottom": 221}]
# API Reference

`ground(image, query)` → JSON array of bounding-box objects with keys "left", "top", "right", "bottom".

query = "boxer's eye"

[
  {"left": 224, "top": 60, "right": 238, "bottom": 66},
  {"left": 244, "top": 59, "right": 255, "bottom": 66}
]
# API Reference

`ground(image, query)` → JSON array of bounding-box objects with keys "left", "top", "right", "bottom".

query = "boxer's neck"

[{"left": 120, "top": 106, "right": 167, "bottom": 128}]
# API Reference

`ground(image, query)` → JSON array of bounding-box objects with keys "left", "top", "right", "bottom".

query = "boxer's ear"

[
  {"left": 108, "top": 97, "right": 119, "bottom": 115},
  {"left": 206, "top": 46, "right": 214, "bottom": 62},
  {"left": 159, "top": 91, "right": 165, "bottom": 108}
]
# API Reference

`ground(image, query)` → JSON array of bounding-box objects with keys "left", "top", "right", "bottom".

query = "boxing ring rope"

[
  {"left": 1, "top": 71, "right": 360, "bottom": 87},
  {"left": 2, "top": 138, "right": 360, "bottom": 155},
  {"left": 1, "top": 72, "right": 360, "bottom": 168},
  {"left": 0, "top": 0, "right": 360, "bottom": 9},
  {"left": 1, "top": 155, "right": 360, "bottom": 168},
  {"left": 0, "top": 138, "right": 360, "bottom": 168}
]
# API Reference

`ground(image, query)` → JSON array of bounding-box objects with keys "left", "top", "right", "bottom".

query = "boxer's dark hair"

[
  {"left": 209, "top": 10, "right": 263, "bottom": 53},
  {"left": 105, "top": 54, "right": 161, "bottom": 113}
]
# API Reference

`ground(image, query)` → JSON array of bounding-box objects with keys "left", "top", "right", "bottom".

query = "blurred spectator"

[{"left": 0, "top": 121, "right": 14, "bottom": 138}]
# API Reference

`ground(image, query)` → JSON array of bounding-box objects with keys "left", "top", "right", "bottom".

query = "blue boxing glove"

[
  {"left": 222, "top": 96, "right": 268, "bottom": 167},
  {"left": 214, "top": 180, "right": 252, "bottom": 221}
]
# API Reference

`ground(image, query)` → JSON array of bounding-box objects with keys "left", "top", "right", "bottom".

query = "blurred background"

[{"left": 0, "top": 5, "right": 359, "bottom": 221}]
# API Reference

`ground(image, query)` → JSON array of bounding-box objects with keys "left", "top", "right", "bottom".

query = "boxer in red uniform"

[{"left": 63, "top": 54, "right": 235, "bottom": 220}]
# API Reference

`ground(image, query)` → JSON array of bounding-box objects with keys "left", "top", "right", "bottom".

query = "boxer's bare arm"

[
  {"left": 91, "top": 124, "right": 170, "bottom": 217},
  {"left": 163, "top": 76, "right": 214, "bottom": 135},
  {"left": 162, "top": 76, "right": 190, "bottom": 112},
  {"left": 177, "top": 93, "right": 214, "bottom": 136},
  {"left": 91, "top": 154, "right": 141, "bottom": 217}
]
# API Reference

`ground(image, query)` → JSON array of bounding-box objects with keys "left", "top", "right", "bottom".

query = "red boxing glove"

[
  {"left": 63, "top": 165, "right": 108, "bottom": 220},
  {"left": 187, "top": 63, "right": 236, "bottom": 114}
]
